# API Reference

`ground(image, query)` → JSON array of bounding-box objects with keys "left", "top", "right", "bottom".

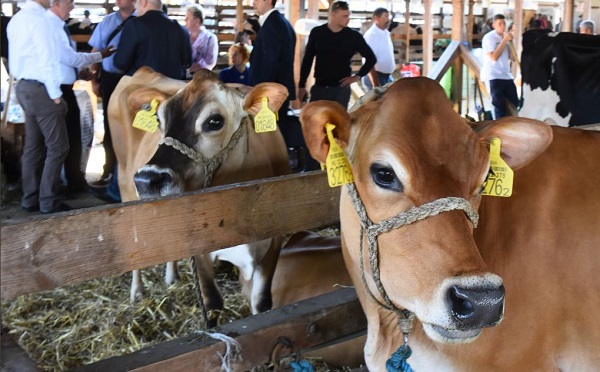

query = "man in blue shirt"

[{"left": 88, "top": 0, "right": 135, "bottom": 187}]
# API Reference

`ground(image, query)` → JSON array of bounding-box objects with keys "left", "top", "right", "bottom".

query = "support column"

[
  {"left": 466, "top": 0, "right": 474, "bottom": 47},
  {"left": 451, "top": 0, "right": 464, "bottom": 113},
  {"left": 423, "top": 0, "right": 434, "bottom": 75},
  {"left": 563, "top": 0, "right": 574, "bottom": 32},
  {"left": 289, "top": 0, "right": 302, "bottom": 109},
  {"left": 405, "top": 0, "right": 411, "bottom": 63},
  {"left": 512, "top": 0, "right": 523, "bottom": 78},
  {"left": 582, "top": 0, "right": 591, "bottom": 21},
  {"left": 236, "top": 0, "right": 244, "bottom": 32},
  {"left": 308, "top": 0, "right": 319, "bottom": 19}
]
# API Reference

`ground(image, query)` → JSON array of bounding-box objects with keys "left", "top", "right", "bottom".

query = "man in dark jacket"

[
  {"left": 114, "top": 0, "right": 191, "bottom": 80},
  {"left": 249, "top": 0, "right": 296, "bottom": 120}
]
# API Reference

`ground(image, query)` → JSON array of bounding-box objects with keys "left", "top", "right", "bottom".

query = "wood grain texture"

[
  {"left": 1, "top": 172, "right": 340, "bottom": 301},
  {"left": 75, "top": 288, "right": 365, "bottom": 372}
]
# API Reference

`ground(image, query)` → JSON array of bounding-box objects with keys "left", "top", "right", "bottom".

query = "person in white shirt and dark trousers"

[
  {"left": 47, "top": 0, "right": 115, "bottom": 193},
  {"left": 7, "top": 0, "right": 70, "bottom": 213},
  {"left": 480, "top": 14, "right": 519, "bottom": 119},
  {"left": 362, "top": 8, "right": 395, "bottom": 91}
]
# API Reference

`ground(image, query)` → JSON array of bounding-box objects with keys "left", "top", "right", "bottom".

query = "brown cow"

[
  {"left": 241, "top": 230, "right": 365, "bottom": 368},
  {"left": 300, "top": 77, "right": 600, "bottom": 370},
  {"left": 108, "top": 68, "right": 290, "bottom": 325}
]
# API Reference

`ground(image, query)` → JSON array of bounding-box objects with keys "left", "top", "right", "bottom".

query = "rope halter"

[
  {"left": 346, "top": 182, "right": 479, "bottom": 337},
  {"left": 158, "top": 117, "right": 249, "bottom": 188}
]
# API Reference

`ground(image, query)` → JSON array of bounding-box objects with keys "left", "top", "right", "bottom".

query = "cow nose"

[
  {"left": 448, "top": 284, "right": 505, "bottom": 329},
  {"left": 134, "top": 168, "right": 173, "bottom": 198}
]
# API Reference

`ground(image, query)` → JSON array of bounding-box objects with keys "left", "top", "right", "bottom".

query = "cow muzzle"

[
  {"left": 134, "top": 165, "right": 181, "bottom": 198},
  {"left": 421, "top": 274, "right": 505, "bottom": 344}
]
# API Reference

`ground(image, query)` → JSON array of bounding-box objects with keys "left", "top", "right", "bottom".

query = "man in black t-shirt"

[{"left": 298, "top": 0, "right": 376, "bottom": 109}]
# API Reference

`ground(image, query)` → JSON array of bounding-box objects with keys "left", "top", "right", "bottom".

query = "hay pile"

[
  {"left": 1, "top": 260, "right": 250, "bottom": 370},
  {"left": 1, "top": 228, "right": 351, "bottom": 371}
]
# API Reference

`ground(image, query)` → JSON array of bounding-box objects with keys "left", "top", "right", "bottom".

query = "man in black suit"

[
  {"left": 114, "top": 0, "right": 191, "bottom": 80},
  {"left": 249, "top": 0, "right": 296, "bottom": 118}
]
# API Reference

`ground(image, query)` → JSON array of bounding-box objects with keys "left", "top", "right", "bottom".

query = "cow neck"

[
  {"left": 345, "top": 182, "right": 479, "bottom": 358},
  {"left": 158, "top": 116, "right": 249, "bottom": 188}
]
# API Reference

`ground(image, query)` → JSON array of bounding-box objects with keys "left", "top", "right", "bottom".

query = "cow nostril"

[
  {"left": 134, "top": 169, "right": 173, "bottom": 196},
  {"left": 449, "top": 285, "right": 475, "bottom": 319}
]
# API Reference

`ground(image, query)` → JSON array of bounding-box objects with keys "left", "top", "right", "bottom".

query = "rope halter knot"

[
  {"left": 346, "top": 182, "right": 479, "bottom": 370},
  {"left": 158, "top": 117, "right": 249, "bottom": 188}
]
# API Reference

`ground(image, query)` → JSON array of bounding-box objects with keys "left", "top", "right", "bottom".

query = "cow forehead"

[
  {"left": 350, "top": 79, "right": 488, "bottom": 196},
  {"left": 165, "top": 79, "right": 246, "bottom": 122}
]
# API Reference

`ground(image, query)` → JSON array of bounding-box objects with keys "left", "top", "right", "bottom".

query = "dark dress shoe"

[
  {"left": 68, "top": 179, "right": 89, "bottom": 192},
  {"left": 41, "top": 203, "right": 72, "bottom": 214},
  {"left": 87, "top": 185, "right": 120, "bottom": 203},
  {"left": 90, "top": 173, "right": 113, "bottom": 187},
  {"left": 22, "top": 204, "right": 40, "bottom": 212}
]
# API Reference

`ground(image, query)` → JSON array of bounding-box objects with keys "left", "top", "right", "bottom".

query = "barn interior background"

[{"left": 1, "top": 0, "right": 599, "bottom": 369}]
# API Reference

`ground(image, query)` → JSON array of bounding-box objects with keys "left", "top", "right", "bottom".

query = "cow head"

[
  {"left": 300, "top": 77, "right": 552, "bottom": 347},
  {"left": 133, "top": 70, "right": 288, "bottom": 198}
]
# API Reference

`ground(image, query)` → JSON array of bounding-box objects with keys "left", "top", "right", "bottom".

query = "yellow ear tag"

[
  {"left": 482, "top": 137, "right": 514, "bottom": 197},
  {"left": 325, "top": 123, "right": 354, "bottom": 188},
  {"left": 254, "top": 96, "right": 277, "bottom": 133},
  {"left": 132, "top": 99, "right": 160, "bottom": 133}
]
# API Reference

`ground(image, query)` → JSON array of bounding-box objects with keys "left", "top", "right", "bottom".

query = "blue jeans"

[
  {"left": 362, "top": 72, "right": 393, "bottom": 91},
  {"left": 489, "top": 79, "right": 519, "bottom": 119}
]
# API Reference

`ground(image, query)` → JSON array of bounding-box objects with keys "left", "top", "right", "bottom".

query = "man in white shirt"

[
  {"left": 7, "top": 0, "right": 70, "bottom": 213},
  {"left": 47, "top": 0, "right": 115, "bottom": 192},
  {"left": 480, "top": 14, "right": 518, "bottom": 119},
  {"left": 362, "top": 8, "right": 395, "bottom": 91}
]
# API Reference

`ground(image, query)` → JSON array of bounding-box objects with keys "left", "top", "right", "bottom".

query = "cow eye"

[
  {"left": 203, "top": 114, "right": 224, "bottom": 132},
  {"left": 370, "top": 164, "right": 403, "bottom": 192}
]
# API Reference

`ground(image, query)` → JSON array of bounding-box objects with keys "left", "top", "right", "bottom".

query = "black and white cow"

[{"left": 520, "top": 30, "right": 600, "bottom": 127}]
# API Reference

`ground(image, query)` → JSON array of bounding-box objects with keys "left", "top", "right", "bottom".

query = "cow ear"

[
  {"left": 127, "top": 87, "right": 171, "bottom": 112},
  {"left": 243, "top": 83, "right": 289, "bottom": 116},
  {"left": 299, "top": 101, "right": 352, "bottom": 164},
  {"left": 473, "top": 117, "right": 553, "bottom": 170}
]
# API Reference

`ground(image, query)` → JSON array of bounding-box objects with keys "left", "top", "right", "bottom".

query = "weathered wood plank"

[
  {"left": 76, "top": 288, "right": 365, "bottom": 372},
  {"left": 1, "top": 172, "right": 340, "bottom": 301},
  {"left": 460, "top": 43, "right": 481, "bottom": 80},
  {"left": 427, "top": 41, "right": 460, "bottom": 82}
]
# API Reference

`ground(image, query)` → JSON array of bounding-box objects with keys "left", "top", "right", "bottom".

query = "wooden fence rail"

[
  {"left": 1, "top": 171, "right": 370, "bottom": 371},
  {"left": 1, "top": 172, "right": 340, "bottom": 302}
]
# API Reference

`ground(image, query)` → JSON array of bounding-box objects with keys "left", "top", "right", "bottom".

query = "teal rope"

[
  {"left": 290, "top": 359, "right": 314, "bottom": 372},
  {"left": 386, "top": 345, "right": 414, "bottom": 372}
]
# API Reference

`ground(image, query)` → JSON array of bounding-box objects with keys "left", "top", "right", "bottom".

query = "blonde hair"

[{"left": 228, "top": 43, "right": 251, "bottom": 64}]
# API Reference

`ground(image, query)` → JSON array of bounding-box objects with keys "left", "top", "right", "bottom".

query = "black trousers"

[
  {"left": 309, "top": 85, "right": 351, "bottom": 109},
  {"left": 489, "top": 79, "right": 519, "bottom": 119},
  {"left": 61, "top": 84, "right": 86, "bottom": 188},
  {"left": 99, "top": 71, "right": 124, "bottom": 176}
]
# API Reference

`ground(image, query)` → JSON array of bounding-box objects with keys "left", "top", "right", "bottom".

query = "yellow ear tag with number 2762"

[
  {"left": 325, "top": 123, "right": 354, "bottom": 188},
  {"left": 254, "top": 97, "right": 277, "bottom": 133},
  {"left": 482, "top": 137, "right": 514, "bottom": 197},
  {"left": 132, "top": 99, "right": 160, "bottom": 133}
]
